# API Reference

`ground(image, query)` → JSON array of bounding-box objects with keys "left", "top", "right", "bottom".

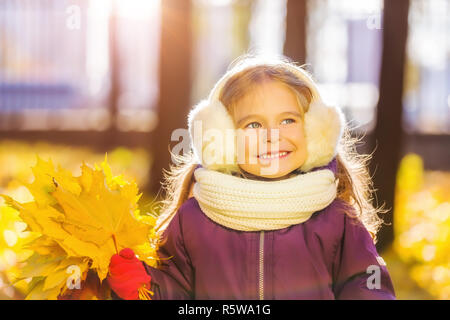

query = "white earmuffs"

[{"left": 188, "top": 56, "right": 346, "bottom": 174}]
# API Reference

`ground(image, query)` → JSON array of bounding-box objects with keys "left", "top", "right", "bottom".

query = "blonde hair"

[{"left": 154, "top": 54, "right": 386, "bottom": 244}]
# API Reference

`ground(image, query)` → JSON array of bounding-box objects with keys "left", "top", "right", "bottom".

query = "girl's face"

[{"left": 232, "top": 80, "right": 308, "bottom": 179}]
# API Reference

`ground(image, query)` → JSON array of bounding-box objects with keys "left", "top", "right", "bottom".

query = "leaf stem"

[{"left": 112, "top": 234, "right": 119, "bottom": 254}]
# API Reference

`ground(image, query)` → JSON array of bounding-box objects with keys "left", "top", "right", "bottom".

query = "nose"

[{"left": 265, "top": 127, "right": 280, "bottom": 143}]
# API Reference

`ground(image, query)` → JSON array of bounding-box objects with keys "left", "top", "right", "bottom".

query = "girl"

[{"left": 107, "top": 54, "right": 396, "bottom": 300}]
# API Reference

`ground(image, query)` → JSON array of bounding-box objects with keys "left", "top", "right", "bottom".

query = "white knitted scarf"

[{"left": 193, "top": 167, "right": 339, "bottom": 231}]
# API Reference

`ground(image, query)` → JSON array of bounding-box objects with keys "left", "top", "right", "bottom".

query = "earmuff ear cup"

[
  {"left": 188, "top": 99, "right": 239, "bottom": 173},
  {"left": 188, "top": 98, "right": 346, "bottom": 174},
  {"left": 299, "top": 101, "right": 346, "bottom": 172}
]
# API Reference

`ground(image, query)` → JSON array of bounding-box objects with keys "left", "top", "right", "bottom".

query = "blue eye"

[
  {"left": 246, "top": 122, "right": 262, "bottom": 129},
  {"left": 281, "top": 118, "right": 295, "bottom": 125}
]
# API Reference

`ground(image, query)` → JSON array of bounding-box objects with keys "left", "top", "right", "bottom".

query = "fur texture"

[
  {"left": 188, "top": 99, "right": 239, "bottom": 173},
  {"left": 299, "top": 101, "right": 346, "bottom": 172},
  {"left": 187, "top": 62, "right": 346, "bottom": 174}
]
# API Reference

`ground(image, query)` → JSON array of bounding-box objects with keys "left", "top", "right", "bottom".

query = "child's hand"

[{"left": 107, "top": 248, "right": 152, "bottom": 300}]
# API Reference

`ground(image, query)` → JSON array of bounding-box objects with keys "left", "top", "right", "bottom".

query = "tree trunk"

[
  {"left": 284, "top": 0, "right": 307, "bottom": 64},
  {"left": 148, "top": 0, "right": 193, "bottom": 196},
  {"left": 371, "top": 0, "right": 410, "bottom": 252}
]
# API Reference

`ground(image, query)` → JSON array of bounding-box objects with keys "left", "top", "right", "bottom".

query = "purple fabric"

[{"left": 143, "top": 158, "right": 396, "bottom": 300}]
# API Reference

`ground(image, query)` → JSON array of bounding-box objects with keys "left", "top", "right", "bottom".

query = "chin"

[
  {"left": 255, "top": 166, "right": 298, "bottom": 180},
  {"left": 239, "top": 159, "right": 305, "bottom": 180},
  {"left": 260, "top": 171, "right": 291, "bottom": 179}
]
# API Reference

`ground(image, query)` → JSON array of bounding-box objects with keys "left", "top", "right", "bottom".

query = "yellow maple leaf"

[
  {"left": 25, "top": 156, "right": 81, "bottom": 208},
  {"left": 1, "top": 154, "right": 158, "bottom": 299},
  {"left": 50, "top": 166, "right": 150, "bottom": 280}
]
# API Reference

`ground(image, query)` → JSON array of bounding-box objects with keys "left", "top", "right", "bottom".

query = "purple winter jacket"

[{"left": 143, "top": 159, "right": 396, "bottom": 300}]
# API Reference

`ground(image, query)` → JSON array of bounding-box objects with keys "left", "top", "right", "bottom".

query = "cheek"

[
  {"left": 241, "top": 129, "right": 263, "bottom": 156},
  {"left": 282, "top": 125, "right": 306, "bottom": 149},
  {"left": 241, "top": 132, "right": 252, "bottom": 152},
  {"left": 235, "top": 130, "right": 260, "bottom": 162}
]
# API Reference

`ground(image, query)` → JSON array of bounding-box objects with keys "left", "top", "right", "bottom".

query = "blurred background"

[{"left": 0, "top": 0, "right": 449, "bottom": 299}]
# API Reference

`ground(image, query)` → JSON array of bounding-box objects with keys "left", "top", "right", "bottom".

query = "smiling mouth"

[{"left": 257, "top": 151, "right": 291, "bottom": 160}]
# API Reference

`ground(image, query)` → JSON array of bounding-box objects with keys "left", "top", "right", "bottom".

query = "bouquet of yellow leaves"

[{"left": 0, "top": 155, "right": 159, "bottom": 300}]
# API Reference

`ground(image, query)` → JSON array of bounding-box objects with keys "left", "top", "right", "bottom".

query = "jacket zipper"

[{"left": 259, "top": 231, "right": 264, "bottom": 300}]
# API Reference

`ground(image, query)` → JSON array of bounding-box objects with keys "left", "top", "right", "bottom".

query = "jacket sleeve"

[
  {"left": 143, "top": 208, "right": 195, "bottom": 300},
  {"left": 332, "top": 213, "right": 396, "bottom": 300}
]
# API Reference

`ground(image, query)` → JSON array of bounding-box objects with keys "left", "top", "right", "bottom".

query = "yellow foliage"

[
  {"left": 0, "top": 141, "right": 152, "bottom": 189},
  {"left": 0, "top": 204, "right": 38, "bottom": 297},
  {"left": 0, "top": 154, "right": 158, "bottom": 299},
  {"left": 394, "top": 153, "right": 450, "bottom": 299}
]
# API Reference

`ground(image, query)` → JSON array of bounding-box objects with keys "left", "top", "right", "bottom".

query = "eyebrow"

[
  {"left": 279, "top": 111, "right": 302, "bottom": 118},
  {"left": 236, "top": 111, "right": 302, "bottom": 127}
]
